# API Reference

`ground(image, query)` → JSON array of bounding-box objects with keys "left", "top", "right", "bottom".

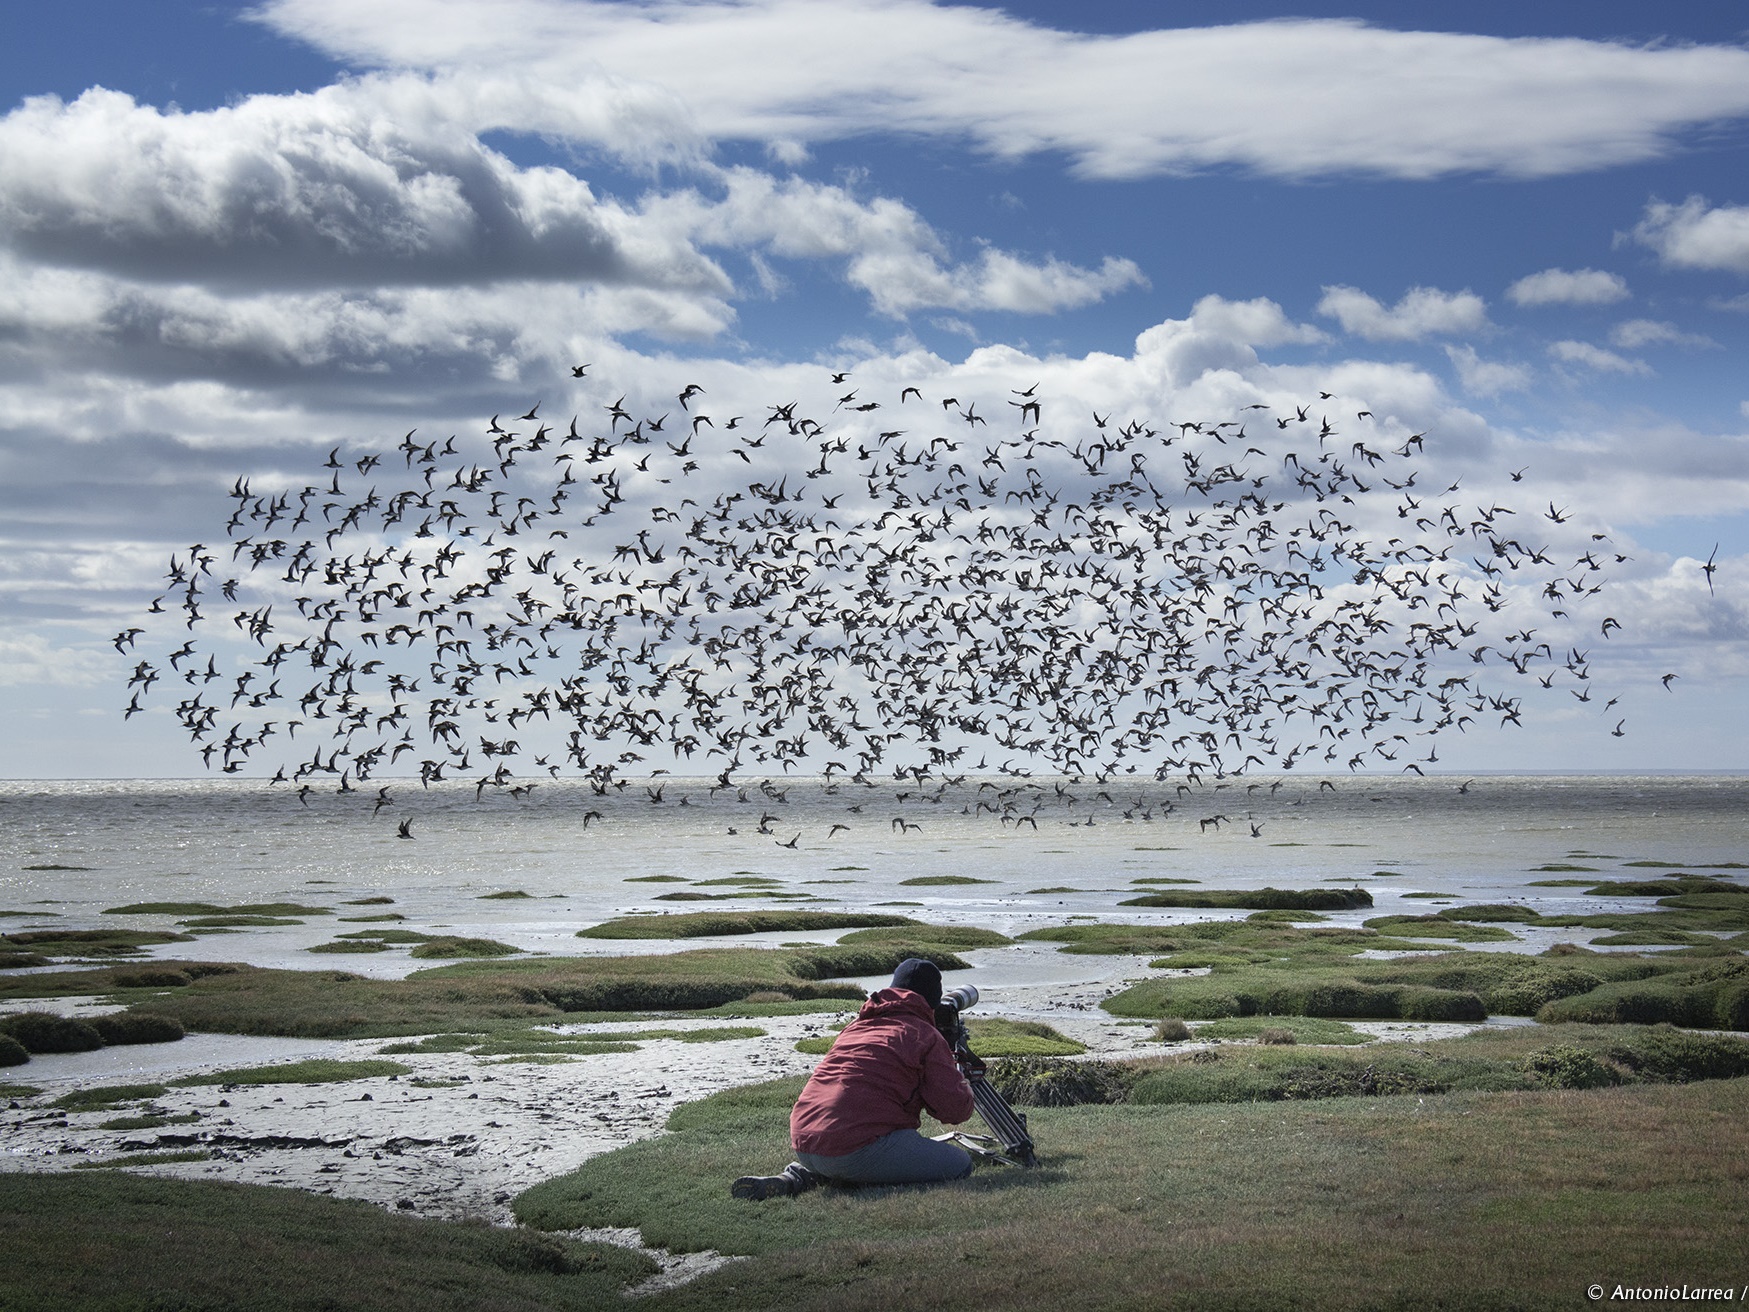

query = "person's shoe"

[
  {"left": 730, "top": 1163, "right": 822, "bottom": 1200},
  {"left": 731, "top": 1173, "right": 793, "bottom": 1200}
]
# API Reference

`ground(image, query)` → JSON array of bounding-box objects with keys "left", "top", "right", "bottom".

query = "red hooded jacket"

[{"left": 790, "top": 987, "right": 976, "bottom": 1157}]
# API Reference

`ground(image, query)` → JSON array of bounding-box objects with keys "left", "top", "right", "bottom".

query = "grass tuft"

[
  {"left": 1121, "top": 887, "right": 1373, "bottom": 911},
  {"left": 170, "top": 1059, "right": 411, "bottom": 1087},
  {"left": 578, "top": 911, "right": 918, "bottom": 940}
]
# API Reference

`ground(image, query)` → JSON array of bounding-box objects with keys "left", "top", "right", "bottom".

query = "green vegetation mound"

[
  {"left": 986, "top": 1055, "right": 1134, "bottom": 1106},
  {"left": 1121, "top": 886, "right": 1373, "bottom": 911},
  {"left": 0, "top": 1035, "right": 28, "bottom": 1067},
  {"left": 834, "top": 925, "right": 1011, "bottom": 949},
  {"left": 171, "top": 1059, "right": 410, "bottom": 1087},
  {"left": 51, "top": 1084, "right": 169, "bottom": 1111},
  {"left": 1361, "top": 915, "right": 1519, "bottom": 942},
  {"left": 1435, "top": 904, "right": 1543, "bottom": 923},
  {"left": 1192, "top": 1016, "right": 1373, "bottom": 1045},
  {"left": 1537, "top": 959, "right": 1749, "bottom": 1030},
  {"left": 1585, "top": 877, "right": 1746, "bottom": 898},
  {"left": 1020, "top": 919, "right": 1427, "bottom": 962},
  {"left": 578, "top": 911, "right": 918, "bottom": 939},
  {"left": 182, "top": 916, "right": 307, "bottom": 928},
  {"left": 897, "top": 876, "right": 996, "bottom": 887},
  {"left": 2, "top": 929, "right": 193, "bottom": 957},
  {"left": 91, "top": 1013, "right": 184, "bottom": 1045},
  {"left": 104, "top": 902, "right": 331, "bottom": 918},
  {"left": 408, "top": 937, "right": 520, "bottom": 959},
  {"left": 0, "top": 1012, "right": 103, "bottom": 1054}
]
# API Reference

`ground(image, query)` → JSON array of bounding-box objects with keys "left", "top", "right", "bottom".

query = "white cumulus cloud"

[
  {"left": 1317, "top": 285, "right": 1488, "bottom": 341},
  {"left": 1505, "top": 267, "right": 1630, "bottom": 306},
  {"left": 1633, "top": 196, "right": 1749, "bottom": 274}
]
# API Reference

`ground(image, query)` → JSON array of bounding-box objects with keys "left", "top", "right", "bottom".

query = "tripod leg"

[{"left": 968, "top": 1072, "right": 1038, "bottom": 1168}]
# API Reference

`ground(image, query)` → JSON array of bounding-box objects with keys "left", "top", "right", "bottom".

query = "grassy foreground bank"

[
  {"left": 0, "top": 1172, "right": 656, "bottom": 1311},
  {"left": 4, "top": 1030, "right": 1746, "bottom": 1310},
  {"left": 516, "top": 1072, "right": 1748, "bottom": 1312}
]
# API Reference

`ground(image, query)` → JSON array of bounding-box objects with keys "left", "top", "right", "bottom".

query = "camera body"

[{"left": 933, "top": 984, "right": 978, "bottom": 1050}]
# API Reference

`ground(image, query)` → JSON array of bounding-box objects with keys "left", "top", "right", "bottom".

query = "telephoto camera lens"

[{"left": 943, "top": 985, "right": 978, "bottom": 1012}]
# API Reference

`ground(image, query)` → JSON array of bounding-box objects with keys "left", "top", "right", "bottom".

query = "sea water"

[{"left": 4, "top": 773, "right": 1745, "bottom": 980}]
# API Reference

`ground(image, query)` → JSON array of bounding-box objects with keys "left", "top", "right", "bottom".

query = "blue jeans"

[{"left": 794, "top": 1128, "right": 972, "bottom": 1185}]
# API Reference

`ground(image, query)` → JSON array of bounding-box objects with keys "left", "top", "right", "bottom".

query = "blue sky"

[{"left": 3, "top": 1, "right": 1748, "bottom": 777}]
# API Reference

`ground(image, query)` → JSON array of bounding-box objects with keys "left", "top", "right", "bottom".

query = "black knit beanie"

[{"left": 890, "top": 958, "right": 943, "bottom": 1008}]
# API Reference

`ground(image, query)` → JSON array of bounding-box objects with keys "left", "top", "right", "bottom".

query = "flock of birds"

[{"left": 117, "top": 371, "right": 1643, "bottom": 831}]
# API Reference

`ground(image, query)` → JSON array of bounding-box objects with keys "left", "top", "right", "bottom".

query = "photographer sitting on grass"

[{"left": 732, "top": 958, "right": 975, "bottom": 1200}]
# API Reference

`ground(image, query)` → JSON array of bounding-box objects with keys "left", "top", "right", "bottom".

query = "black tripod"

[{"left": 934, "top": 986, "right": 1038, "bottom": 1169}]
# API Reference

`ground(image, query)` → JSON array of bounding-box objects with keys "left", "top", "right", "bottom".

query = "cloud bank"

[{"left": 255, "top": 1, "right": 1749, "bottom": 181}]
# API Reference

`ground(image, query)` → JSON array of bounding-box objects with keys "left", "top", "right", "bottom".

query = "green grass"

[
  {"left": 26, "top": 944, "right": 963, "bottom": 1040},
  {"left": 1402, "top": 891, "right": 1461, "bottom": 898},
  {"left": 73, "top": 1150, "right": 214, "bottom": 1170},
  {"left": 308, "top": 939, "right": 392, "bottom": 953},
  {"left": 1190, "top": 1016, "right": 1373, "bottom": 1045},
  {"left": 1127, "top": 877, "right": 1200, "bottom": 885},
  {"left": 578, "top": 911, "right": 920, "bottom": 939},
  {"left": 97, "top": 1112, "right": 202, "bottom": 1130},
  {"left": 1017, "top": 919, "right": 1425, "bottom": 961},
  {"left": 1361, "top": 915, "right": 1520, "bottom": 942},
  {"left": 1541, "top": 906, "right": 1749, "bottom": 933},
  {"left": 616, "top": 1026, "right": 767, "bottom": 1043},
  {"left": 1585, "top": 877, "right": 1747, "bottom": 898},
  {"left": 312, "top": 930, "right": 523, "bottom": 958},
  {"left": 1120, "top": 887, "right": 1373, "bottom": 911},
  {"left": 343, "top": 896, "right": 396, "bottom": 905},
  {"left": 51, "top": 1084, "right": 169, "bottom": 1111},
  {"left": 685, "top": 997, "right": 859, "bottom": 1018},
  {"left": 1538, "top": 959, "right": 1749, "bottom": 1030},
  {"left": 507, "top": 1053, "right": 1749, "bottom": 1311},
  {"left": 897, "top": 876, "right": 997, "bottom": 887},
  {"left": 833, "top": 925, "right": 1012, "bottom": 949},
  {"left": 0, "top": 1172, "right": 654, "bottom": 1309},
  {"left": 796, "top": 1018, "right": 1084, "bottom": 1058},
  {"left": 1102, "top": 937, "right": 1749, "bottom": 1032},
  {"left": 652, "top": 891, "right": 820, "bottom": 903},
  {"left": 1, "top": 929, "right": 194, "bottom": 957},
  {"left": 625, "top": 875, "right": 689, "bottom": 882},
  {"left": 169, "top": 1059, "right": 411, "bottom": 1087},
  {"left": 104, "top": 902, "right": 332, "bottom": 917},
  {"left": 478, "top": 890, "right": 534, "bottom": 899},
  {"left": 408, "top": 937, "right": 522, "bottom": 958},
  {"left": 183, "top": 915, "right": 307, "bottom": 928}
]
